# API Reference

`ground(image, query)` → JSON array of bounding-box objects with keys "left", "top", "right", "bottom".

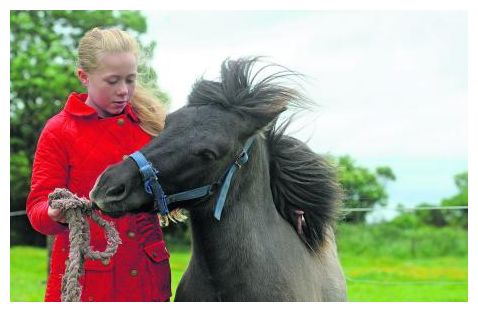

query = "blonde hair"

[{"left": 77, "top": 27, "right": 166, "bottom": 136}]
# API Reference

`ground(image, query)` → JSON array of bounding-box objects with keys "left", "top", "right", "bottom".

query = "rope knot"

[{"left": 48, "top": 188, "right": 92, "bottom": 215}]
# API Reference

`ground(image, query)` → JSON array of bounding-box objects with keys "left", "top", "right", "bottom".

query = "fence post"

[
  {"left": 46, "top": 235, "right": 53, "bottom": 275},
  {"left": 410, "top": 236, "right": 416, "bottom": 258}
]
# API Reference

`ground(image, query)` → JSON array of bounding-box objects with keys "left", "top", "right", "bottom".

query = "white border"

[
  {"left": 467, "top": 2, "right": 477, "bottom": 307},
  {"left": 3, "top": 1, "right": 476, "bottom": 311}
]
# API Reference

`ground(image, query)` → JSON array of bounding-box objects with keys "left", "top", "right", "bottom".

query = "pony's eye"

[{"left": 197, "top": 149, "right": 217, "bottom": 161}]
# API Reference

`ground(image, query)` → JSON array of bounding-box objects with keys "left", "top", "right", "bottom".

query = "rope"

[{"left": 48, "top": 188, "right": 122, "bottom": 302}]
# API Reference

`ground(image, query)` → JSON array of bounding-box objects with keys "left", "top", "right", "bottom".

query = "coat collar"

[{"left": 64, "top": 92, "right": 140, "bottom": 122}]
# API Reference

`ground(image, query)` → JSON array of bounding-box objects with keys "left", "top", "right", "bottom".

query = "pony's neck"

[
  {"left": 186, "top": 137, "right": 286, "bottom": 297},
  {"left": 190, "top": 136, "right": 279, "bottom": 229},
  {"left": 188, "top": 136, "right": 283, "bottom": 263}
]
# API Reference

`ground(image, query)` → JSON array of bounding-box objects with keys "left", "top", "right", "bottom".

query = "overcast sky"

[{"left": 143, "top": 11, "right": 467, "bottom": 210}]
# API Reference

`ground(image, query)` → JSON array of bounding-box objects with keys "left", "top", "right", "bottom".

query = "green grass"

[
  {"left": 10, "top": 245, "right": 191, "bottom": 302},
  {"left": 341, "top": 255, "right": 467, "bottom": 301},
  {"left": 10, "top": 246, "right": 48, "bottom": 302},
  {"left": 169, "top": 245, "right": 191, "bottom": 299},
  {"left": 10, "top": 224, "right": 468, "bottom": 302},
  {"left": 335, "top": 223, "right": 468, "bottom": 301}
]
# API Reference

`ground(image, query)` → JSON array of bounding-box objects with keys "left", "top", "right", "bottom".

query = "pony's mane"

[
  {"left": 267, "top": 122, "right": 343, "bottom": 251},
  {"left": 188, "top": 57, "right": 342, "bottom": 251}
]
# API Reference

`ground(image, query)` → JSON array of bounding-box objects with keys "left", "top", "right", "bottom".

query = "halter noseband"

[{"left": 128, "top": 136, "right": 255, "bottom": 221}]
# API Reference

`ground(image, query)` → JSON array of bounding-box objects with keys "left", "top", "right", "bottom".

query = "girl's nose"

[{"left": 117, "top": 82, "right": 128, "bottom": 96}]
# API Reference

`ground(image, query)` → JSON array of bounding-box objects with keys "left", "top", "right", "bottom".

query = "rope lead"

[{"left": 48, "top": 188, "right": 122, "bottom": 302}]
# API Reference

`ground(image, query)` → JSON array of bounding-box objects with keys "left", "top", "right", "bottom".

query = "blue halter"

[{"left": 129, "top": 136, "right": 255, "bottom": 221}]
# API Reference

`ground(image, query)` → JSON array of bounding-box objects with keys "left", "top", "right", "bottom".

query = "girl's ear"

[{"left": 77, "top": 68, "right": 89, "bottom": 86}]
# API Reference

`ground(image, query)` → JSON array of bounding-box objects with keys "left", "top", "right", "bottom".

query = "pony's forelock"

[{"left": 187, "top": 57, "right": 308, "bottom": 129}]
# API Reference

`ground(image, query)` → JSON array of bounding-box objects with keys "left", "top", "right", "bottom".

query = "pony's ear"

[{"left": 247, "top": 105, "right": 287, "bottom": 130}]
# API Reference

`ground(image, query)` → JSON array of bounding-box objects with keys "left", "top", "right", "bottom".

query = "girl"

[{"left": 26, "top": 27, "right": 171, "bottom": 301}]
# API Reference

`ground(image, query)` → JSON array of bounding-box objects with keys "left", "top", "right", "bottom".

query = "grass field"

[
  {"left": 10, "top": 224, "right": 468, "bottom": 302},
  {"left": 10, "top": 245, "right": 192, "bottom": 302},
  {"left": 341, "top": 255, "right": 467, "bottom": 301}
]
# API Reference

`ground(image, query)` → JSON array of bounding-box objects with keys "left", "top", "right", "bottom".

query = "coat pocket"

[
  {"left": 81, "top": 257, "right": 115, "bottom": 301},
  {"left": 143, "top": 240, "right": 172, "bottom": 301}
]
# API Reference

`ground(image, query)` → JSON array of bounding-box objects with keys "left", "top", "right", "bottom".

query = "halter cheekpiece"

[{"left": 129, "top": 136, "right": 255, "bottom": 221}]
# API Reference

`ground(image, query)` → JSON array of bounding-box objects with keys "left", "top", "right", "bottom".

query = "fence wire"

[
  {"left": 346, "top": 276, "right": 467, "bottom": 286},
  {"left": 10, "top": 206, "right": 468, "bottom": 217}
]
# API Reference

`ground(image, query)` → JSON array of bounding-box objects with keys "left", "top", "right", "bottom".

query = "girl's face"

[{"left": 78, "top": 52, "right": 138, "bottom": 117}]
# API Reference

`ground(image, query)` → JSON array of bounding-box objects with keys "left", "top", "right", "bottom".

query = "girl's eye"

[
  {"left": 126, "top": 79, "right": 136, "bottom": 84},
  {"left": 106, "top": 80, "right": 118, "bottom": 85}
]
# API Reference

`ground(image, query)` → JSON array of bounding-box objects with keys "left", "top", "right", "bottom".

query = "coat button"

[
  {"left": 117, "top": 118, "right": 125, "bottom": 126},
  {"left": 127, "top": 231, "right": 135, "bottom": 238},
  {"left": 130, "top": 269, "right": 138, "bottom": 277},
  {"left": 101, "top": 259, "right": 110, "bottom": 266}
]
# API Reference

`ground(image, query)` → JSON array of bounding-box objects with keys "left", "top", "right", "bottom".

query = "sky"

[{"left": 143, "top": 11, "right": 467, "bottom": 211}]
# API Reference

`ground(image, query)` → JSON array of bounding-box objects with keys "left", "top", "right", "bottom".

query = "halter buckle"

[{"left": 234, "top": 150, "right": 248, "bottom": 169}]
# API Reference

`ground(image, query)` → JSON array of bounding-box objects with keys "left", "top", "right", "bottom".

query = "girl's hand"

[{"left": 48, "top": 205, "right": 67, "bottom": 224}]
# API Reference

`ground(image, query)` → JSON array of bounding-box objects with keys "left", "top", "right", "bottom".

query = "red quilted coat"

[{"left": 26, "top": 92, "right": 171, "bottom": 302}]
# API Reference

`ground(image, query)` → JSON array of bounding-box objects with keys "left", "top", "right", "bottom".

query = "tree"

[
  {"left": 10, "top": 10, "right": 168, "bottom": 245},
  {"left": 391, "top": 171, "right": 468, "bottom": 228},
  {"left": 332, "top": 155, "right": 396, "bottom": 223},
  {"left": 438, "top": 171, "right": 468, "bottom": 228},
  {"left": 441, "top": 172, "right": 468, "bottom": 206}
]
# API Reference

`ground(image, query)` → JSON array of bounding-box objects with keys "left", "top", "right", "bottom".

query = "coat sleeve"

[{"left": 26, "top": 119, "right": 69, "bottom": 235}]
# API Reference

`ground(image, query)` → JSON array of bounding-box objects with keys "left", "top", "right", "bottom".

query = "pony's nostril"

[{"left": 105, "top": 184, "right": 126, "bottom": 199}]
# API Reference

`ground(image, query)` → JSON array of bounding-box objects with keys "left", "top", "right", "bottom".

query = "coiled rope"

[{"left": 48, "top": 188, "right": 122, "bottom": 302}]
